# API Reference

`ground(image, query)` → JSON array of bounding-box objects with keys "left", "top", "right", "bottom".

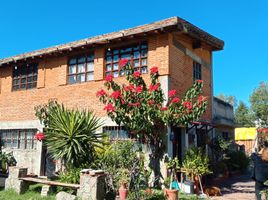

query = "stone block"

[
  {"left": 41, "top": 185, "right": 53, "bottom": 196},
  {"left": 5, "top": 178, "right": 29, "bottom": 194},
  {"left": 77, "top": 171, "right": 106, "bottom": 200},
  {"left": 8, "top": 167, "right": 28, "bottom": 179},
  {"left": 56, "top": 191, "right": 76, "bottom": 200}
]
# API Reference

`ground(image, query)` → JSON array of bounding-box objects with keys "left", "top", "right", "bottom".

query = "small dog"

[{"left": 204, "top": 186, "right": 222, "bottom": 196}]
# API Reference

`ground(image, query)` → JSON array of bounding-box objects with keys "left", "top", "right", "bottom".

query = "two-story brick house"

[{"left": 0, "top": 17, "right": 224, "bottom": 175}]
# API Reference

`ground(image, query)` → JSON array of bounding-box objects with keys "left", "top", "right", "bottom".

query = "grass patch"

[{"left": 0, "top": 185, "right": 55, "bottom": 200}]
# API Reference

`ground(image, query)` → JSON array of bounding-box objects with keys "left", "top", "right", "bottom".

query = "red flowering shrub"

[
  {"left": 105, "top": 74, "right": 113, "bottom": 82},
  {"left": 168, "top": 90, "right": 176, "bottom": 98},
  {"left": 119, "top": 58, "right": 129, "bottom": 68},
  {"left": 97, "top": 62, "right": 208, "bottom": 156},
  {"left": 133, "top": 71, "right": 141, "bottom": 77},
  {"left": 104, "top": 103, "right": 115, "bottom": 113},
  {"left": 150, "top": 66, "right": 158, "bottom": 74},
  {"left": 110, "top": 90, "right": 122, "bottom": 99}
]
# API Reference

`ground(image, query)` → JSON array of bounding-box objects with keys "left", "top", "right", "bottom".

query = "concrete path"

[{"left": 211, "top": 174, "right": 255, "bottom": 200}]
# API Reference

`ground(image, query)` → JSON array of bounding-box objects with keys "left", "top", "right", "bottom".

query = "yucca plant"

[{"left": 35, "top": 101, "right": 103, "bottom": 169}]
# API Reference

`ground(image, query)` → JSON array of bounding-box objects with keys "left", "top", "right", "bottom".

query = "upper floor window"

[
  {"left": 68, "top": 54, "right": 94, "bottom": 84},
  {"left": 0, "top": 129, "right": 37, "bottom": 149},
  {"left": 193, "top": 62, "right": 202, "bottom": 81},
  {"left": 105, "top": 43, "right": 148, "bottom": 78},
  {"left": 12, "top": 63, "right": 38, "bottom": 91}
]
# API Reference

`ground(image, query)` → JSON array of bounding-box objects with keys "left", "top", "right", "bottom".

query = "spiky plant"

[{"left": 36, "top": 101, "right": 103, "bottom": 169}]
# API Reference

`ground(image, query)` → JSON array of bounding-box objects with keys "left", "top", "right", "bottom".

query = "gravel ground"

[{"left": 211, "top": 174, "right": 255, "bottom": 200}]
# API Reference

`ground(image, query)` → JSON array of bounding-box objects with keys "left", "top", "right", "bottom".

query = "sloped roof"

[{"left": 0, "top": 16, "right": 224, "bottom": 66}]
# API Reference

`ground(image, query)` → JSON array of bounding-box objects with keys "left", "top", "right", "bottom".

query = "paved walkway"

[{"left": 211, "top": 174, "right": 255, "bottom": 200}]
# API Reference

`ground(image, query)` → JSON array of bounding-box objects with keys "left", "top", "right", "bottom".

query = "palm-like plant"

[{"left": 36, "top": 101, "right": 103, "bottom": 169}]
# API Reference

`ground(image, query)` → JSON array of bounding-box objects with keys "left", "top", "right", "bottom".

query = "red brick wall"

[
  {"left": 0, "top": 34, "right": 169, "bottom": 121},
  {"left": 168, "top": 33, "right": 212, "bottom": 121},
  {"left": 0, "top": 33, "right": 213, "bottom": 122}
]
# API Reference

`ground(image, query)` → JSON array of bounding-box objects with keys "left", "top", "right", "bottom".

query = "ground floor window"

[
  {"left": 102, "top": 126, "right": 129, "bottom": 140},
  {"left": 0, "top": 129, "right": 37, "bottom": 149}
]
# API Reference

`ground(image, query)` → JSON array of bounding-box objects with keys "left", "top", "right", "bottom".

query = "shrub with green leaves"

[
  {"left": 226, "top": 150, "right": 250, "bottom": 172},
  {"left": 182, "top": 146, "right": 211, "bottom": 180},
  {"left": 35, "top": 101, "right": 104, "bottom": 169}
]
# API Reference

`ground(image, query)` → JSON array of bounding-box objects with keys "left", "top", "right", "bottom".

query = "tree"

[
  {"left": 35, "top": 101, "right": 104, "bottom": 169},
  {"left": 217, "top": 93, "right": 237, "bottom": 107},
  {"left": 250, "top": 82, "right": 268, "bottom": 128},
  {"left": 234, "top": 101, "right": 254, "bottom": 127},
  {"left": 97, "top": 59, "right": 208, "bottom": 183}
]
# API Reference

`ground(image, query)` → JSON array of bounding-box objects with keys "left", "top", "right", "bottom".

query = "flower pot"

[
  {"left": 194, "top": 175, "right": 200, "bottom": 194},
  {"left": 119, "top": 185, "right": 128, "bottom": 200},
  {"left": 164, "top": 188, "right": 178, "bottom": 200}
]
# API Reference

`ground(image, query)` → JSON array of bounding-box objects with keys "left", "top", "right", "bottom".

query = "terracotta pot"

[
  {"left": 164, "top": 188, "right": 178, "bottom": 200},
  {"left": 119, "top": 185, "right": 128, "bottom": 200},
  {"left": 194, "top": 176, "right": 200, "bottom": 194}
]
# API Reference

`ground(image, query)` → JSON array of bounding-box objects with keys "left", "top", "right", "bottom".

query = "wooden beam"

[{"left": 19, "top": 177, "right": 80, "bottom": 189}]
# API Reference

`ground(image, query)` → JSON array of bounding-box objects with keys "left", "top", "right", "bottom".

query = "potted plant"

[
  {"left": 118, "top": 168, "right": 130, "bottom": 200},
  {"left": 182, "top": 146, "right": 211, "bottom": 195},
  {"left": 164, "top": 157, "right": 180, "bottom": 200}
]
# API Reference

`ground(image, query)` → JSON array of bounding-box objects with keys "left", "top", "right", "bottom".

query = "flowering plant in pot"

[
  {"left": 182, "top": 146, "right": 211, "bottom": 195},
  {"left": 118, "top": 168, "right": 130, "bottom": 200},
  {"left": 97, "top": 59, "right": 208, "bottom": 187},
  {"left": 164, "top": 157, "right": 180, "bottom": 200}
]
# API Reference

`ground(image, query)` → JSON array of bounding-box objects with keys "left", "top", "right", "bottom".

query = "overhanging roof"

[{"left": 0, "top": 16, "right": 224, "bottom": 66}]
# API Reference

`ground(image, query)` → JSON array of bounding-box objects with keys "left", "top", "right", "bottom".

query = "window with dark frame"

[
  {"left": 0, "top": 129, "right": 36, "bottom": 149},
  {"left": 12, "top": 63, "right": 38, "bottom": 91},
  {"left": 105, "top": 43, "right": 148, "bottom": 78},
  {"left": 103, "top": 126, "right": 130, "bottom": 140},
  {"left": 68, "top": 54, "right": 94, "bottom": 84},
  {"left": 193, "top": 61, "right": 202, "bottom": 81}
]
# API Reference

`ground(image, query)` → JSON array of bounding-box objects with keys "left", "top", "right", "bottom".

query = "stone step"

[{"left": 41, "top": 185, "right": 52, "bottom": 196}]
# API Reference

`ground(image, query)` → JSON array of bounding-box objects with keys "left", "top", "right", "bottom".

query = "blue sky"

[{"left": 0, "top": 0, "right": 267, "bottom": 106}]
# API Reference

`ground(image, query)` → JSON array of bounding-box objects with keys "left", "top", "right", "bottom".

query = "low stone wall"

[{"left": 5, "top": 167, "right": 106, "bottom": 200}]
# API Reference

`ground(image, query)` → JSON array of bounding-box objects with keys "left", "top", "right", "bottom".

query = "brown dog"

[{"left": 204, "top": 186, "right": 222, "bottom": 196}]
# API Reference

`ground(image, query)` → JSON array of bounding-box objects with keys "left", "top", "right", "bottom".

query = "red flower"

[
  {"left": 124, "top": 85, "right": 135, "bottom": 91},
  {"left": 34, "top": 132, "right": 45, "bottom": 141},
  {"left": 135, "top": 86, "right": 143, "bottom": 93},
  {"left": 149, "top": 83, "right": 160, "bottom": 92},
  {"left": 119, "top": 59, "right": 129, "bottom": 68},
  {"left": 198, "top": 96, "right": 207, "bottom": 103},
  {"left": 133, "top": 71, "right": 141, "bottom": 77},
  {"left": 105, "top": 74, "right": 113, "bottom": 82},
  {"left": 128, "top": 102, "right": 140, "bottom": 107},
  {"left": 161, "top": 107, "right": 168, "bottom": 111},
  {"left": 121, "top": 99, "right": 125, "bottom": 105},
  {"left": 148, "top": 100, "right": 155, "bottom": 105},
  {"left": 96, "top": 89, "right": 106, "bottom": 97},
  {"left": 171, "top": 97, "right": 180, "bottom": 104},
  {"left": 182, "top": 101, "right": 192, "bottom": 110},
  {"left": 110, "top": 90, "right": 122, "bottom": 99},
  {"left": 168, "top": 90, "right": 177, "bottom": 98},
  {"left": 150, "top": 66, "right": 158, "bottom": 74},
  {"left": 104, "top": 103, "right": 115, "bottom": 112},
  {"left": 196, "top": 80, "right": 203, "bottom": 83}
]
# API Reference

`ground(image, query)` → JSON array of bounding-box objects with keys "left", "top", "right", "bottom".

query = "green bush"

[
  {"left": 99, "top": 140, "right": 150, "bottom": 198},
  {"left": 59, "top": 168, "right": 81, "bottom": 184},
  {"left": 0, "top": 152, "right": 16, "bottom": 174},
  {"left": 35, "top": 100, "right": 104, "bottom": 169},
  {"left": 182, "top": 146, "right": 211, "bottom": 180},
  {"left": 226, "top": 150, "right": 250, "bottom": 172}
]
